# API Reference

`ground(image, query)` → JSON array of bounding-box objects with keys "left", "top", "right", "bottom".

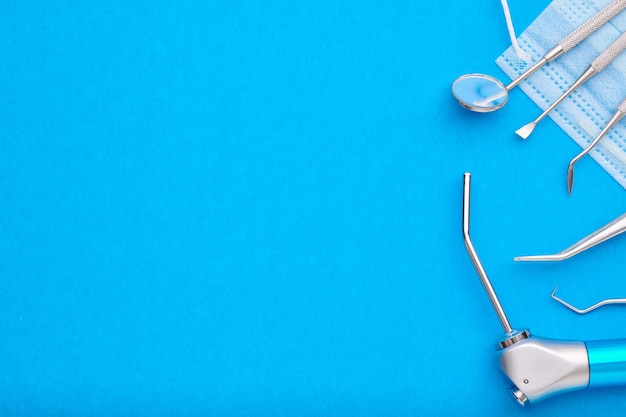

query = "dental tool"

[
  {"left": 462, "top": 173, "right": 626, "bottom": 406},
  {"left": 451, "top": 0, "right": 626, "bottom": 113},
  {"left": 551, "top": 286, "right": 626, "bottom": 314},
  {"left": 463, "top": 173, "right": 513, "bottom": 334},
  {"left": 516, "top": 31, "right": 626, "bottom": 139},
  {"left": 568, "top": 97, "right": 626, "bottom": 194},
  {"left": 514, "top": 212, "right": 626, "bottom": 262}
]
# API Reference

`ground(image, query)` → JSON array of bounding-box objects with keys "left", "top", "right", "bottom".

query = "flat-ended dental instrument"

[
  {"left": 568, "top": 97, "right": 626, "bottom": 194},
  {"left": 516, "top": 31, "right": 626, "bottom": 139},
  {"left": 462, "top": 173, "right": 626, "bottom": 406},
  {"left": 451, "top": 0, "right": 626, "bottom": 112},
  {"left": 551, "top": 286, "right": 626, "bottom": 314},
  {"left": 514, "top": 212, "right": 626, "bottom": 262}
]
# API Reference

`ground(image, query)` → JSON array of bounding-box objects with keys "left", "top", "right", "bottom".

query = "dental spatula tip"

[{"left": 515, "top": 122, "right": 536, "bottom": 139}]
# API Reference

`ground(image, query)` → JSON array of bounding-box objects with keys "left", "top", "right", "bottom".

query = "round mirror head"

[{"left": 451, "top": 74, "right": 508, "bottom": 112}]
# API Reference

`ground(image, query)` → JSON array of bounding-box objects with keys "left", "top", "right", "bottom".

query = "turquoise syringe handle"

[{"left": 586, "top": 340, "right": 626, "bottom": 387}]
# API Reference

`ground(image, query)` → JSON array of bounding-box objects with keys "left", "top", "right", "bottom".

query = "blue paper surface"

[{"left": 1, "top": 1, "right": 626, "bottom": 415}]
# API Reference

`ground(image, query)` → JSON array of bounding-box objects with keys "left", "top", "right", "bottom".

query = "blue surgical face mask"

[{"left": 496, "top": 0, "right": 626, "bottom": 189}]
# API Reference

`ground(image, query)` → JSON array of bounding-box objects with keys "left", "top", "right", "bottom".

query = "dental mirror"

[
  {"left": 451, "top": 51, "right": 554, "bottom": 113},
  {"left": 452, "top": 74, "right": 509, "bottom": 112},
  {"left": 451, "top": 0, "right": 626, "bottom": 112}
]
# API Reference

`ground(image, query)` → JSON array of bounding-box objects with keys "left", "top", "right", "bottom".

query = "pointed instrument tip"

[
  {"left": 551, "top": 286, "right": 559, "bottom": 297},
  {"left": 514, "top": 254, "right": 563, "bottom": 262},
  {"left": 515, "top": 122, "right": 536, "bottom": 139},
  {"left": 567, "top": 164, "right": 574, "bottom": 195}
]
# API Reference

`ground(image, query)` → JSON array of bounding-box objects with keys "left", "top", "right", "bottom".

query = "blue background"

[{"left": 2, "top": 1, "right": 626, "bottom": 415}]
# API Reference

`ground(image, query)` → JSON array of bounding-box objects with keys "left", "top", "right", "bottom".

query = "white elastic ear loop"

[{"left": 501, "top": 0, "right": 531, "bottom": 62}]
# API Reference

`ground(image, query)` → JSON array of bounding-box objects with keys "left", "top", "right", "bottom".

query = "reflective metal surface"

[
  {"left": 515, "top": 213, "right": 626, "bottom": 262},
  {"left": 552, "top": 286, "right": 626, "bottom": 314},
  {"left": 568, "top": 100, "right": 626, "bottom": 194},
  {"left": 452, "top": 0, "right": 626, "bottom": 112},
  {"left": 452, "top": 74, "right": 508, "bottom": 112},
  {"left": 498, "top": 337, "right": 590, "bottom": 403},
  {"left": 462, "top": 173, "right": 513, "bottom": 333}
]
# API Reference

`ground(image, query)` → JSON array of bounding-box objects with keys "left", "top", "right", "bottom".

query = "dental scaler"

[{"left": 462, "top": 173, "right": 626, "bottom": 406}]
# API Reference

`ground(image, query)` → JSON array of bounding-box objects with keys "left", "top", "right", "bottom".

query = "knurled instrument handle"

[
  {"left": 559, "top": 0, "right": 626, "bottom": 52},
  {"left": 592, "top": 31, "right": 626, "bottom": 71}
]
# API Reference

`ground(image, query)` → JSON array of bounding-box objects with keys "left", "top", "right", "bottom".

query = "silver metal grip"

[
  {"left": 618, "top": 97, "right": 626, "bottom": 113},
  {"left": 559, "top": 0, "right": 626, "bottom": 52},
  {"left": 591, "top": 31, "right": 626, "bottom": 71},
  {"left": 498, "top": 337, "right": 590, "bottom": 405},
  {"left": 515, "top": 212, "right": 626, "bottom": 261}
]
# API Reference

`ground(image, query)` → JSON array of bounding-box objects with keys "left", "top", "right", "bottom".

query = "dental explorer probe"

[
  {"left": 568, "top": 97, "right": 626, "bottom": 194},
  {"left": 551, "top": 286, "right": 626, "bottom": 314},
  {"left": 463, "top": 173, "right": 626, "bottom": 406},
  {"left": 451, "top": 0, "right": 626, "bottom": 112},
  {"left": 514, "top": 212, "right": 626, "bottom": 262},
  {"left": 516, "top": 31, "right": 626, "bottom": 139}
]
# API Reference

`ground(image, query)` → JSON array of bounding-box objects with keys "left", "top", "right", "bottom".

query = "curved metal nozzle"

[
  {"left": 463, "top": 173, "right": 513, "bottom": 334},
  {"left": 551, "top": 286, "right": 626, "bottom": 314},
  {"left": 515, "top": 213, "right": 626, "bottom": 262}
]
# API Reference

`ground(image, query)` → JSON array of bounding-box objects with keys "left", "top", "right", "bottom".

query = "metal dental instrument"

[
  {"left": 462, "top": 173, "right": 626, "bottom": 406},
  {"left": 551, "top": 286, "right": 626, "bottom": 314},
  {"left": 514, "top": 212, "right": 626, "bottom": 262},
  {"left": 463, "top": 173, "right": 513, "bottom": 334},
  {"left": 568, "top": 97, "right": 626, "bottom": 194},
  {"left": 451, "top": 0, "right": 626, "bottom": 113},
  {"left": 516, "top": 31, "right": 626, "bottom": 139}
]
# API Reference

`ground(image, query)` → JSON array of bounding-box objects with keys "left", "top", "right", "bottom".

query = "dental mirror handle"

[
  {"left": 505, "top": 0, "right": 626, "bottom": 91},
  {"left": 560, "top": 0, "right": 626, "bottom": 51}
]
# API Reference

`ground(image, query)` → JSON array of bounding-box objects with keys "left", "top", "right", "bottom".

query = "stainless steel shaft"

[{"left": 462, "top": 173, "right": 513, "bottom": 334}]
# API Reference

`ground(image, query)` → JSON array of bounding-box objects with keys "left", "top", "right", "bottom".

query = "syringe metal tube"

[{"left": 462, "top": 173, "right": 513, "bottom": 334}]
